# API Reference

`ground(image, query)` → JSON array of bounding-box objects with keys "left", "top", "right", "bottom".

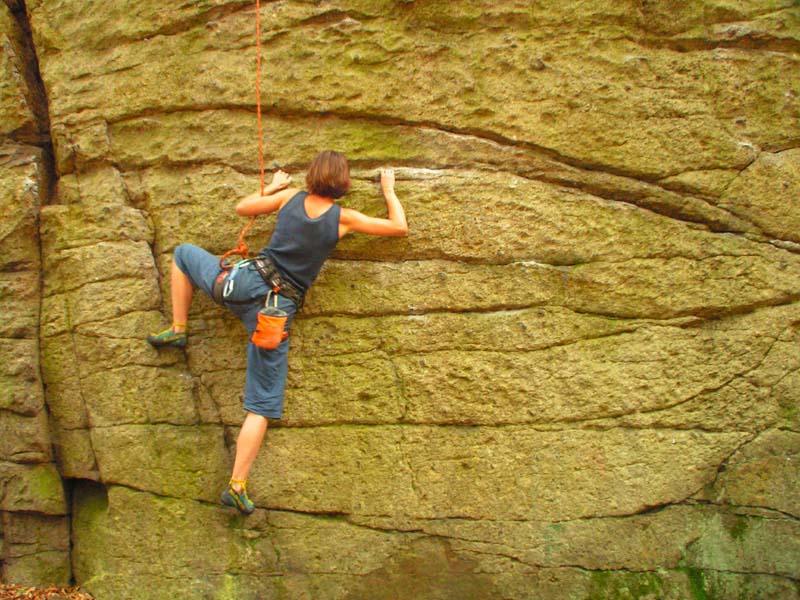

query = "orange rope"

[
  {"left": 219, "top": 0, "right": 265, "bottom": 269},
  {"left": 255, "top": 0, "right": 265, "bottom": 196}
]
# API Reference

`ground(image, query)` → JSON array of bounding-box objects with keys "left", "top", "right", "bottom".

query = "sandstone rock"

[
  {"left": 395, "top": 312, "right": 785, "bottom": 426},
  {"left": 43, "top": 239, "right": 157, "bottom": 296},
  {"left": 717, "top": 149, "right": 800, "bottom": 244},
  {"left": 29, "top": 1, "right": 799, "bottom": 178},
  {"left": 0, "top": 144, "right": 42, "bottom": 270},
  {"left": 1, "top": 552, "right": 71, "bottom": 588},
  {"left": 0, "top": 270, "right": 40, "bottom": 338},
  {"left": 80, "top": 365, "right": 202, "bottom": 427},
  {"left": 253, "top": 426, "right": 747, "bottom": 521},
  {"left": 0, "top": 411, "right": 50, "bottom": 463},
  {"left": 685, "top": 510, "right": 800, "bottom": 578},
  {"left": 2, "top": 0, "right": 799, "bottom": 595},
  {"left": 49, "top": 427, "right": 97, "bottom": 481},
  {"left": 0, "top": 339, "right": 43, "bottom": 415},
  {"left": 40, "top": 200, "right": 153, "bottom": 253},
  {"left": 0, "top": 512, "right": 70, "bottom": 586},
  {"left": 41, "top": 276, "right": 162, "bottom": 337},
  {"left": 307, "top": 258, "right": 565, "bottom": 316},
  {"left": 110, "top": 110, "right": 757, "bottom": 235},
  {"left": 711, "top": 429, "right": 800, "bottom": 517},
  {"left": 71, "top": 482, "right": 272, "bottom": 600},
  {"left": 90, "top": 424, "right": 228, "bottom": 501},
  {"left": 0, "top": 4, "right": 37, "bottom": 139},
  {"left": 683, "top": 571, "right": 800, "bottom": 600},
  {"left": 0, "top": 462, "right": 66, "bottom": 515},
  {"left": 613, "top": 377, "right": 780, "bottom": 432}
]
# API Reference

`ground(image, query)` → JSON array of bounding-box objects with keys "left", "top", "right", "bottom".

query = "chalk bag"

[{"left": 251, "top": 291, "right": 288, "bottom": 350}]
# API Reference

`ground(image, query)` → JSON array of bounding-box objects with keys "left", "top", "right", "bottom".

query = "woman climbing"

[{"left": 146, "top": 150, "right": 408, "bottom": 514}]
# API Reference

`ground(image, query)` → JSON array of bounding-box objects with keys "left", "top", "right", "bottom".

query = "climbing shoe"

[
  {"left": 147, "top": 327, "right": 187, "bottom": 348},
  {"left": 220, "top": 481, "right": 255, "bottom": 515}
]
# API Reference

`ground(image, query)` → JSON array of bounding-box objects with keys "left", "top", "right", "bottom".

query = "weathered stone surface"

[
  {"left": 254, "top": 426, "right": 747, "bottom": 521},
  {"left": 1, "top": 551, "right": 71, "bottom": 588},
  {"left": 41, "top": 276, "right": 162, "bottom": 336},
  {"left": 2, "top": 0, "right": 799, "bottom": 596},
  {"left": 90, "top": 424, "right": 228, "bottom": 501},
  {"left": 40, "top": 199, "right": 153, "bottom": 253},
  {"left": 110, "top": 110, "right": 758, "bottom": 234},
  {"left": 0, "top": 4, "right": 37, "bottom": 139},
  {"left": 711, "top": 428, "right": 800, "bottom": 517},
  {"left": 0, "top": 411, "right": 50, "bottom": 463},
  {"left": 685, "top": 509, "right": 800, "bottom": 578},
  {"left": 0, "top": 512, "right": 70, "bottom": 585},
  {"left": 0, "top": 270, "right": 40, "bottom": 338},
  {"left": 717, "top": 149, "right": 800, "bottom": 244},
  {"left": 0, "top": 339, "right": 43, "bottom": 415},
  {"left": 302, "top": 251, "right": 800, "bottom": 320},
  {"left": 68, "top": 483, "right": 800, "bottom": 600},
  {"left": 0, "top": 462, "right": 65, "bottom": 515},
  {"left": 49, "top": 426, "right": 98, "bottom": 481},
  {"left": 0, "top": 79, "right": 68, "bottom": 582},
  {"left": 28, "top": 1, "right": 800, "bottom": 179},
  {"left": 79, "top": 365, "right": 201, "bottom": 427},
  {"left": 0, "top": 144, "right": 42, "bottom": 270}
]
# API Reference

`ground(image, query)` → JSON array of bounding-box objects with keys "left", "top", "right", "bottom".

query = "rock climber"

[{"left": 146, "top": 150, "right": 408, "bottom": 514}]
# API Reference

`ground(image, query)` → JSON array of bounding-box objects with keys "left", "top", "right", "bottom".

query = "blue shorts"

[{"left": 173, "top": 244, "right": 298, "bottom": 419}]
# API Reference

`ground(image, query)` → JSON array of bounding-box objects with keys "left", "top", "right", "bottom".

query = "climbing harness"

[
  {"left": 211, "top": 254, "right": 305, "bottom": 308},
  {"left": 211, "top": 258, "right": 254, "bottom": 305},
  {"left": 219, "top": 0, "right": 268, "bottom": 270},
  {"left": 252, "top": 255, "right": 305, "bottom": 308}
]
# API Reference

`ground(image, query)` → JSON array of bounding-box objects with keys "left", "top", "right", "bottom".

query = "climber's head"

[{"left": 306, "top": 150, "right": 351, "bottom": 199}]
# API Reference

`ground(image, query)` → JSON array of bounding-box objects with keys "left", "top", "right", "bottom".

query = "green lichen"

[
  {"left": 687, "top": 570, "right": 712, "bottom": 600},
  {"left": 585, "top": 570, "right": 665, "bottom": 600},
  {"left": 778, "top": 399, "right": 798, "bottom": 428},
  {"left": 682, "top": 568, "right": 711, "bottom": 600},
  {"left": 725, "top": 515, "right": 750, "bottom": 542},
  {"left": 31, "top": 464, "right": 67, "bottom": 513},
  {"left": 215, "top": 573, "right": 242, "bottom": 600}
]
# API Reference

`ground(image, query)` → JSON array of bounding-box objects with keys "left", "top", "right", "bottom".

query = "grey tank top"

[{"left": 260, "top": 191, "right": 341, "bottom": 293}]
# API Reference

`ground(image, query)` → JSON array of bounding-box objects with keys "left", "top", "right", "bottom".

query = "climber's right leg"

[
  {"left": 169, "top": 259, "right": 192, "bottom": 331},
  {"left": 148, "top": 244, "right": 223, "bottom": 348}
]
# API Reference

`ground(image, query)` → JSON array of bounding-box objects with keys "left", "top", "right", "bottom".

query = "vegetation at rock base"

[{"left": 0, "top": 585, "right": 93, "bottom": 600}]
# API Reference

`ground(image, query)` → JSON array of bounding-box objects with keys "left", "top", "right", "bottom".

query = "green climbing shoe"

[
  {"left": 147, "top": 327, "right": 187, "bottom": 348},
  {"left": 221, "top": 483, "right": 255, "bottom": 515}
]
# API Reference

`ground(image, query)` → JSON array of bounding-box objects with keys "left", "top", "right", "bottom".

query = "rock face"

[{"left": 1, "top": 0, "right": 799, "bottom": 598}]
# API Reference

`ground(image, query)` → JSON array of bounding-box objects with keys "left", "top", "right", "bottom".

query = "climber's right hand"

[{"left": 269, "top": 169, "right": 292, "bottom": 192}]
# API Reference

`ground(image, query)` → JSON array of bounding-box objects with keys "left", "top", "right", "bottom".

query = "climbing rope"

[{"left": 219, "top": 0, "right": 266, "bottom": 269}]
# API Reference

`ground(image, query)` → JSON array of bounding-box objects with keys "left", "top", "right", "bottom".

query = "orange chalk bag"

[{"left": 251, "top": 291, "right": 289, "bottom": 350}]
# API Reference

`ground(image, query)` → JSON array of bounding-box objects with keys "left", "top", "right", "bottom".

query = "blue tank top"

[{"left": 260, "top": 191, "right": 341, "bottom": 292}]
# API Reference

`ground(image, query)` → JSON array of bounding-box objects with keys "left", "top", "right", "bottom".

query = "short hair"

[{"left": 306, "top": 150, "right": 351, "bottom": 199}]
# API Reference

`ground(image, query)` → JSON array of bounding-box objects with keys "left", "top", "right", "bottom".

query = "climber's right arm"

[{"left": 235, "top": 170, "right": 298, "bottom": 216}]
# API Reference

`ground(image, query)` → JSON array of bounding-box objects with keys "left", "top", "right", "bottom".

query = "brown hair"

[{"left": 306, "top": 150, "right": 351, "bottom": 199}]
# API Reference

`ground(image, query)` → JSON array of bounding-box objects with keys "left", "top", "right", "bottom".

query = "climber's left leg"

[
  {"left": 220, "top": 411, "right": 268, "bottom": 514},
  {"left": 231, "top": 412, "right": 269, "bottom": 488}
]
